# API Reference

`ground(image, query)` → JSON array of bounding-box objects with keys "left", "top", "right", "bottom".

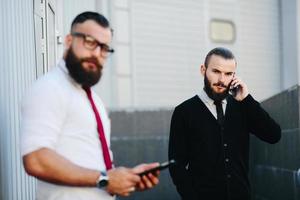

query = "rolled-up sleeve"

[{"left": 21, "top": 79, "right": 66, "bottom": 156}]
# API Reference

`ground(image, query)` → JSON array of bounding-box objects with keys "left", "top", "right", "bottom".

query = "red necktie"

[{"left": 83, "top": 87, "right": 113, "bottom": 170}]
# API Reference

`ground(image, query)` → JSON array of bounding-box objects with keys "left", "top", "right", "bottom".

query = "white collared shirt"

[
  {"left": 21, "top": 59, "right": 115, "bottom": 200},
  {"left": 198, "top": 89, "right": 227, "bottom": 119}
]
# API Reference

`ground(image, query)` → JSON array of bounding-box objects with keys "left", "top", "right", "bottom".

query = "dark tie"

[
  {"left": 83, "top": 87, "right": 113, "bottom": 170},
  {"left": 214, "top": 100, "right": 225, "bottom": 125}
]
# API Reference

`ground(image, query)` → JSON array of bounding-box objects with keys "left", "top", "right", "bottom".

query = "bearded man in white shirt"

[{"left": 21, "top": 11, "right": 159, "bottom": 200}]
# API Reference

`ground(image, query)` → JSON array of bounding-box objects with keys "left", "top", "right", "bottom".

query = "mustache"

[
  {"left": 81, "top": 57, "right": 101, "bottom": 66},
  {"left": 213, "top": 82, "right": 227, "bottom": 88}
]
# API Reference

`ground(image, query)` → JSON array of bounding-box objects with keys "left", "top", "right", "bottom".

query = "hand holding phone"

[
  {"left": 229, "top": 85, "right": 240, "bottom": 97},
  {"left": 229, "top": 75, "right": 249, "bottom": 101},
  {"left": 138, "top": 159, "right": 176, "bottom": 176},
  {"left": 229, "top": 74, "right": 240, "bottom": 97}
]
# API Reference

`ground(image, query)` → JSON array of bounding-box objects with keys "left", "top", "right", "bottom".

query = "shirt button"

[
  {"left": 227, "top": 174, "right": 231, "bottom": 178},
  {"left": 224, "top": 143, "right": 228, "bottom": 147},
  {"left": 225, "top": 158, "right": 229, "bottom": 162}
]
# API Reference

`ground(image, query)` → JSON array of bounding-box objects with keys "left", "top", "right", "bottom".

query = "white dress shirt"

[
  {"left": 198, "top": 89, "right": 227, "bottom": 119},
  {"left": 21, "top": 59, "right": 115, "bottom": 200}
]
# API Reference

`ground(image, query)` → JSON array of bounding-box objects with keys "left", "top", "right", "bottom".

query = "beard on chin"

[
  {"left": 65, "top": 48, "right": 102, "bottom": 88},
  {"left": 204, "top": 73, "right": 229, "bottom": 102}
]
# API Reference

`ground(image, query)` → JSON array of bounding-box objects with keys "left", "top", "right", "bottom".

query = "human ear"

[
  {"left": 200, "top": 65, "right": 206, "bottom": 76},
  {"left": 64, "top": 34, "right": 73, "bottom": 49}
]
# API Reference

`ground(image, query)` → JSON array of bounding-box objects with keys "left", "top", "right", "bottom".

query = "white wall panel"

[
  {"left": 115, "top": 10, "right": 130, "bottom": 43},
  {"left": 63, "top": 0, "right": 96, "bottom": 36},
  {"left": 132, "top": 0, "right": 206, "bottom": 107},
  {"left": 116, "top": 45, "right": 131, "bottom": 75},
  {"left": 131, "top": 0, "right": 281, "bottom": 108},
  {"left": 117, "top": 77, "right": 132, "bottom": 107},
  {"left": 237, "top": 0, "right": 281, "bottom": 101},
  {"left": 114, "top": 0, "right": 128, "bottom": 9},
  {"left": 0, "top": 0, "right": 37, "bottom": 200}
]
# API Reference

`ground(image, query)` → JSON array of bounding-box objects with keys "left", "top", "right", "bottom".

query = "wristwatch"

[{"left": 96, "top": 171, "right": 109, "bottom": 188}]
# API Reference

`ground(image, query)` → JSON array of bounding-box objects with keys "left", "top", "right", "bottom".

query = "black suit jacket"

[{"left": 168, "top": 94, "right": 281, "bottom": 200}]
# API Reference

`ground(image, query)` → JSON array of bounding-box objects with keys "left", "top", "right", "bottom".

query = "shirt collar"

[
  {"left": 199, "top": 89, "right": 227, "bottom": 106},
  {"left": 57, "top": 59, "right": 68, "bottom": 73}
]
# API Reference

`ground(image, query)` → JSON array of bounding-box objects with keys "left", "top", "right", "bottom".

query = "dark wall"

[
  {"left": 250, "top": 85, "right": 300, "bottom": 200},
  {"left": 109, "top": 109, "right": 180, "bottom": 200},
  {"left": 109, "top": 85, "right": 300, "bottom": 200}
]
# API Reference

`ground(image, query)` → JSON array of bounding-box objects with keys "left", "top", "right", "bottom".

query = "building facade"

[{"left": 1, "top": 0, "right": 300, "bottom": 199}]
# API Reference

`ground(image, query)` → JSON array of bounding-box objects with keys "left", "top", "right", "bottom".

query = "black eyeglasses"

[{"left": 71, "top": 32, "right": 114, "bottom": 57}]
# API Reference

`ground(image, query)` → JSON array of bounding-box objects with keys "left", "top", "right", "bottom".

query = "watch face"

[
  {"left": 98, "top": 179, "right": 108, "bottom": 187},
  {"left": 97, "top": 171, "right": 109, "bottom": 188}
]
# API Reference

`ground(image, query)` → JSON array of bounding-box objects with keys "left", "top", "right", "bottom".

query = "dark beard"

[
  {"left": 204, "top": 73, "right": 229, "bottom": 102},
  {"left": 65, "top": 48, "right": 102, "bottom": 88}
]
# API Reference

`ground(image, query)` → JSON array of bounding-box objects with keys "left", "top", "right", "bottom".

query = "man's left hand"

[{"left": 230, "top": 76, "right": 249, "bottom": 101}]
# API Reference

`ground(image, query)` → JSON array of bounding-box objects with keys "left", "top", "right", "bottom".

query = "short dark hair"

[
  {"left": 204, "top": 47, "right": 236, "bottom": 68},
  {"left": 70, "top": 11, "right": 111, "bottom": 32}
]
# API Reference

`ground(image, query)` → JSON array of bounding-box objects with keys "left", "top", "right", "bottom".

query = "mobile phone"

[
  {"left": 138, "top": 159, "right": 176, "bottom": 176},
  {"left": 229, "top": 85, "right": 239, "bottom": 97},
  {"left": 229, "top": 76, "right": 240, "bottom": 97}
]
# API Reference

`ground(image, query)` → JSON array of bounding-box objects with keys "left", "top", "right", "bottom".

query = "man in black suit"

[{"left": 168, "top": 47, "right": 281, "bottom": 200}]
